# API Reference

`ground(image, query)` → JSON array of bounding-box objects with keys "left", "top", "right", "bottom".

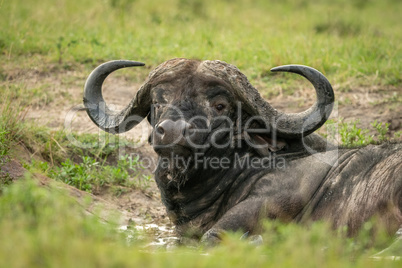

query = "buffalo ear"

[{"left": 245, "top": 132, "right": 287, "bottom": 156}]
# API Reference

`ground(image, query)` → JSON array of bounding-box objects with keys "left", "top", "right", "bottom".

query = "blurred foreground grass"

[
  {"left": 0, "top": 177, "right": 400, "bottom": 267},
  {"left": 1, "top": 0, "right": 401, "bottom": 89}
]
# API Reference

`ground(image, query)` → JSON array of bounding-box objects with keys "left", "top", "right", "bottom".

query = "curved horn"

[
  {"left": 269, "top": 65, "right": 335, "bottom": 138},
  {"left": 83, "top": 60, "right": 151, "bottom": 134}
]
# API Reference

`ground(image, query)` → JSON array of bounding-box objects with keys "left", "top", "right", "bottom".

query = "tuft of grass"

[
  {"left": 66, "top": 132, "right": 134, "bottom": 160},
  {"left": 0, "top": 128, "right": 10, "bottom": 164},
  {"left": 339, "top": 119, "right": 374, "bottom": 146},
  {"left": 0, "top": 87, "right": 27, "bottom": 162},
  {"left": 314, "top": 19, "right": 361, "bottom": 37},
  {"left": 322, "top": 119, "right": 399, "bottom": 147},
  {"left": 45, "top": 154, "right": 151, "bottom": 194},
  {"left": 371, "top": 120, "right": 390, "bottom": 143},
  {"left": 24, "top": 142, "right": 153, "bottom": 194}
]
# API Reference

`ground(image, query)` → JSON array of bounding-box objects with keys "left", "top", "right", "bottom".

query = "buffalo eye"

[{"left": 215, "top": 104, "right": 225, "bottom": 111}]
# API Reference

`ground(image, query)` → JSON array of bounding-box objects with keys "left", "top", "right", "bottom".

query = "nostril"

[
  {"left": 155, "top": 120, "right": 195, "bottom": 146},
  {"left": 156, "top": 125, "right": 165, "bottom": 135}
]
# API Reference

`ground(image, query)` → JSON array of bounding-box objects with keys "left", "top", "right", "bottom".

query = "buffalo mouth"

[
  {"left": 153, "top": 144, "right": 195, "bottom": 158},
  {"left": 154, "top": 147, "right": 196, "bottom": 188}
]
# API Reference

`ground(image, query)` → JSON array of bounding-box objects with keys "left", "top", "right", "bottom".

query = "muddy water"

[{"left": 119, "top": 224, "right": 179, "bottom": 249}]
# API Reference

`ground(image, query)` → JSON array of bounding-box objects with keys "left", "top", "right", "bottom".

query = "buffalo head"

[{"left": 84, "top": 58, "right": 334, "bottom": 156}]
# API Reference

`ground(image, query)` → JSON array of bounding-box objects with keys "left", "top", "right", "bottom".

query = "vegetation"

[
  {"left": 323, "top": 118, "right": 399, "bottom": 147},
  {"left": 28, "top": 154, "right": 152, "bottom": 194},
  {"left": 1, "top": 0, "right": 401, "bottom": 91},
  {"left": 1, "top": 86, "right": 149, "bottom": 195},
  {"left": 0, "top": 0, "right": 401, "bottom": 266},
  {"left": 0, "top": 177, "right": 400, "bottom": 268}
]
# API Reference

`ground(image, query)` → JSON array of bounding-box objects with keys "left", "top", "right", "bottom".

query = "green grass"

[
  {"left": 0, "top": 87, "right": 26, "bottom": 164},
  {"left": 0, "top": 177, "right": 400, "bottom": 268},
  {"left": 27, "top": 154, "right": 152, "bottom": 194},
  {"left": 321, "top": 118, "right": 399, "bottom": 147},
  {"left": 1, "top": 0, "right": 401, "bottom": 91},
  {"left": 1, "top": 83, "right": 54, "bottom": 108},
  {"left": 0, "top": 85, "right": 151, "bottom": 194},
  {"left": 7, "top": 121, "right": 151, "bottom": 193}
]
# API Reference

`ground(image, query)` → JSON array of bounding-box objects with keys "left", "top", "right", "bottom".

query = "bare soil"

[{"left": 2, "top": 66, "right": 401, "bottom": 232}]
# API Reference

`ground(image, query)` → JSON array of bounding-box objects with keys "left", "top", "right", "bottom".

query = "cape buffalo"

[{"left": 83, "top": 58, "right": 401, "bottom": 244}]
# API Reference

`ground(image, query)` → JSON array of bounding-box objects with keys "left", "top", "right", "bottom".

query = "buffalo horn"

[
  {"left": 269, "top": 65, "right": 335, "bottom": 138},
  {"left": 83, "top": 60, "right": 151, "bottom": 133}
]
